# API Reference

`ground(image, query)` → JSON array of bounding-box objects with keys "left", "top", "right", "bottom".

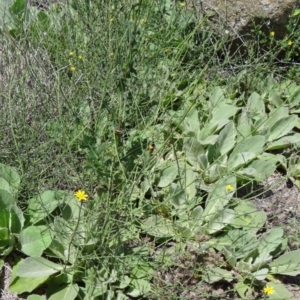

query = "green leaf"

[
  {"left": 229, "top": 135, "right": 265, "bottom": 159},
  {"left": 266, "top": 133, "right": 300, "bottom": 150},
  {"left": 157, "top": 165, "right": 178, "bottom": 188},
  {"left": 247, "top": 92, "right": 265, "bottom": 119},
  {"left": 232, "top": 202, "right": 266, "bottom": 233},
  {"left": 289, "top": 87, "right": 300, "bottom": 107},
  {"left": 270, "top": 249, "right": 300, "bottom": 276},
  {"left": 19, "top": 225, "right": 52, "bottom": 257},
  {"left": 17, "top": 257, "right": 63, "bottom": 277},
  {"left": 28, "top": 190, "right": 66, "bottom": 224},
  {"left": 10, "top": 259, "right": 50, "bottom": 294},
  {"left": 0, "top": 163, "right": 20, "bottom": 196},
  {"left": 267, "top": 283, "right": 294, "bottom": 300},
  {"left": 237, "top": 109, "right": 252, "bottom": 143},
  {"left": 183, "top": 137, "right": 205, "bottom": 170},
  {"left": 209, "top": 86, "right": 225, "bottom": 107},
  {"left": 216, "top": 122, "right": 236, "bottom": 156},
  {"left": 251, "top": 268, "right": 268, "bottom": 280},
  {"left": 203, "top": 266, "right": 234, "bottom": 283},
  {"left": 27, "top": 295, "right": 45, "bottom": 300},
  {"left": 264, "top": 107, "right": 289, "bottom": 129},
  {"left": 267, "top": 115, "right": 298, "bottom": 142},
  {"left": 127, "top": 278, "right": 151, "bottom": 297},
  {"left": 141, "top": 215, "right": 174, "bottom": 238},
  {"left": 293, "top": 8, "right": 300, "bottom": 16},
  {"left": 48, "top": 283, "right": 79, "bottom": 300},
  {"left": 205, "top": 209, "right": 234, "bottom": 234},
  {"left": 235, "top": 280, "right": 251, "bottom": 299},
  {"left": 185, "top": 169, "right": 196, "bottom": 200},
  {"left": 182, "top": 108, "right": 200, "bottom": 136},
  {"left": 238, "top": 159, "right": 276, "bottom": 182},
  {"left": 202, "top": 175, "right": 236, "bottom": 221}
]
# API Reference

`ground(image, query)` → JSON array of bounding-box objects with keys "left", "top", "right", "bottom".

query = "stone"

[{"left": 193, "top": 0, "right": 300, "bottom": 39}]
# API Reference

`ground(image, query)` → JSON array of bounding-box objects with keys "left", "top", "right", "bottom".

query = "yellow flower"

[
  {"left": 226, "top": 184, "right": 234, "bottom": 192},
  {"left": 141, "top": 18, "right": 147, "bottom": 24},
  {"left": 109, "top": 52, "right": 114, "bottom": 57},
  {"left": 270, "top": 31, "right": 275, "bottom": 37},
  {"left": 288, "top": 40, "right": 293, "bottom": 46},
  {"left": 264, "top": 285, "right": 275, "bottom": 295},
  {"left": 179, "top": 2, "right": 185, "bottom": 7},
  {"left": 75, "top": 190, "right": 88, "bottom": 201},
  {"left": 78, "top": 55, "right": 83, "bottom": 60},
  {"left": 165, "top": 48, "right": 170, "bottom": 53},
  {"left": 70, "top": 66, "right": 76, "bottom": 72},
  {"left": 69, "top": 51, "right": 74, "bottom": 57},
  {"left": 109, "top": 18, "right": 114, "bottom": 23}
]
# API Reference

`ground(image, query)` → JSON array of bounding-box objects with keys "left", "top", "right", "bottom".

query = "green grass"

[{"left": 1, "top": 0, "right": 300, "bottom": 299}]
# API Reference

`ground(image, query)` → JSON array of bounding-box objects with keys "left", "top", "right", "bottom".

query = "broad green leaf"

[
  {"left": 203, "top": 164, "right": 227, "bottom": 183},
  {"left": 127, "top": 278, "right": 151, "bottom": 297},
  {"left": 267, "top": 283, "right": 294, "bottom": 300},
  {"left": 0, "top": 178, "right": 11, "bottom": 195},
  {"left": 238, "top": 159, "right": 276, "bottom": 182},
  {"left": 19, "top": 225, "right": 52, "bottom": 257},
  {"left": 289, "top": 87, "right": 300, "bottom": 107},
  {"left": 27, "top": 295, "right": 45, "bottom": 300},
  {"left": 206, "top": 209, "right": 234, "bottom": 234},
  {"left": 141, "top": 215, "right": 174, "bottom": 238},
  {"left": 209, "top": 86, "right": 225, "bottom": 107},
  {"left": 10, "top": 205, "right": 24, "bottom": 234},
  {"left": 232, "top": 202, "right": 266, "bottom": 233},
  {"left": 268, "top": 115, "right": 298, "bottom": 142},
  {"left": 202, "top": 176, "right": 235, "bottom": 221},
  {"left": 229, "top": 135, "right": 265, "bottom": 159},
  {"left": 170, "top": 183, "right": 187, "bottom": 209},
  {"left": 268, "top": 91, "right": 283, "bottom": 108},
  {"left": 266, "top": 133, "right": 300, "bottom": 150},
  {"left": 293, "top": 8, "right": 300, "bottom": 16},
  {"left": 10, "top": 275, "right": 50, "bottom": 294},
  {"left": 185, "top": 169, "right": 196, "bottom": 200},
  {"left": 251, "top": 268, "right": 268, "bottom": 280},
  {"left": 17, "top": 257, "right": 63, "bottom": 277},
  {"left": 191, "top": 206, "right": 203, "bottom": 221},
  {"left": 0, "top": 163, "right": 20, "bottom": 196},
  {"left": 48, "top": 283, "right": 79, "bottom": 300},
  {"left": 210, "top": 104, "right": 239, "bottom": 128},
  {"left": 182, "top": 108, "right": 200, "bottom": 136},
  {"left": 228, "top": 152, "right": 256, "bottom": 170},
  {"left": 270, "top": 249, "right": 300, "bottom": 276},
  {"left": 157, "top": 165, "right": 178, "bottom": 188},
  {"left": 257, "top": 228, "right": 283, "bottom": 255},
  {"left": 203, "top": 267, "right": 234, "bottom": 283},
  {"left": 28, "top": 190, "right": 66, "bottom": 224},
  {"left": 237, "top": 109, "right": 252, "bottom": 143},
  {"left": 10, "top": 259, "right": 50, "bottom": 293},
  {"left": 216, "top": 122, "right": 236, "bottom": 156},
  {"left": 183, "top": 137, "right": 205, "bottom": 169},
  {"left": 264, "top": 107, "right": 289, "bottom": 129},
  {"left": 247, "top": 92, "right": 265, "bottom": 119},
  {"left": 235, "top": 280, "right": 251, "bottom": 299}
]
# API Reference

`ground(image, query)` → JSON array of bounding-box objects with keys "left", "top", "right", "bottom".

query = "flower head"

[
  {"left": 69, "top": 51, "right": 74, "bottom": 57},
  {"left": 270, "top": 31, "right": 275, "bottom": 37},
  {"left": 75, "top": 190, "right": 88, "bottom": 201},
  {"left": 78, "top": 55, "right": 83, "bottom": 60},
  {"left": 109, "top": 52, "right": 114, "bottom": 57},
  {"left": 179, "top": 2, "right": 185, "bottom": 7},
  {"left": 226, "top": 184, "right": 234, "bottom": 192},
  {"left": 288, "top": 40, "right": 293, "bottom": 46},
  {"left": 264, "top": 285, "right": 275, "bottom": 295},
  {"left": 70, "top": 66, "right": 76, "bottom": 72},
  {"left": 109, "top": 18, "right": 114, "bottom": 23}
]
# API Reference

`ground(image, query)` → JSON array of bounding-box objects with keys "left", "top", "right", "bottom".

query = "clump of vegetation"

[{"left": 1, "top": 0, "right": 300, "bottom": 299}]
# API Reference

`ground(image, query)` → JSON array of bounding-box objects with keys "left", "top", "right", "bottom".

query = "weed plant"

[{"left": 1, "top": 0, "right": 300, "bottom": 299}]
